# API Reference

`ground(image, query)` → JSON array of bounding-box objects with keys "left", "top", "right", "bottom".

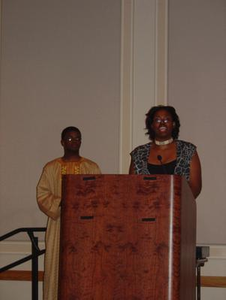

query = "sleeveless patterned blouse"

[{"left": 130, "top": 140, "right": 196, "bottom": 181}]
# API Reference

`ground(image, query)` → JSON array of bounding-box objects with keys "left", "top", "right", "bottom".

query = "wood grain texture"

[{"left": 58, "top": 174, "right": 196, "bottom": 300}]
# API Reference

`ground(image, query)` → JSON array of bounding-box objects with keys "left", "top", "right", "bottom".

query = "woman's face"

[{"left": 151, "top": 109, "right": 174, "bottom": 141}]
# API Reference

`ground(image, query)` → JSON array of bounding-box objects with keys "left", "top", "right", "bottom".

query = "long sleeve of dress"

[{"left": 37, "top": 167, "right": 61, "bottom": 220}]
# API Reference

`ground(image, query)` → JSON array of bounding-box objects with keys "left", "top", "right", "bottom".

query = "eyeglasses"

[
  {"left": 153, "top": 117, "right": 172, "bottom": 124},
  {"left": 65, "top": 137, "right": 82, "bottom": 142}
]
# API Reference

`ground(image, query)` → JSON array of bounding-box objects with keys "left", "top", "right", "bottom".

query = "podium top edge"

[{"left": 62, "top": 174, "right": 184, "bottom": 180}]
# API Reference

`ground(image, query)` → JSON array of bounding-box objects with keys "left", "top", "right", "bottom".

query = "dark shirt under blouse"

[{"left": 147, "top": 160, "right": 177, "bottom": 175}]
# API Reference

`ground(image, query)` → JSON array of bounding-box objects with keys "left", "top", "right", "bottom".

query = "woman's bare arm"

[{"left": 189, "top": 150, "right": 202, "bottom": 199}]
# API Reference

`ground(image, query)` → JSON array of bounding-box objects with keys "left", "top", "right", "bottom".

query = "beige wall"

[
  {"left": 0, "top": 0, "right": 121, "bottom": 235},
  {"left": 168, "top": 0, "right": 226, "bottom": 244}
]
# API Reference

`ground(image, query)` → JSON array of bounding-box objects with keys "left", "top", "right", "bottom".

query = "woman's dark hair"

[
  {"left": 145, "top": 105, "right": 180, "bottom": 140},
  {"left": 61, "top": 126, "right": 81, "bottom": 140}
]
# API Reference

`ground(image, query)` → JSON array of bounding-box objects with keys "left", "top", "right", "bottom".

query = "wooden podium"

[{"left": 58, "top": 174, "right": 196, "bottom": 300}]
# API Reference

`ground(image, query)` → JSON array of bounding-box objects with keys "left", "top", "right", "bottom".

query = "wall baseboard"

[
  {"left": 0, "top": 270, "right": 44, "bottom": 281},
  {"left": 201, "top": 276, "right": 226, "bottom": 288},
  {"left": 0, "top": 270, "right": 225, "bottom": 288}
]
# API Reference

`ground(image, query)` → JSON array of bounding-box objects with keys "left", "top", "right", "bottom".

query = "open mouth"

[{"left": 159, "top": 126, "right": 167, "bottom": 132}]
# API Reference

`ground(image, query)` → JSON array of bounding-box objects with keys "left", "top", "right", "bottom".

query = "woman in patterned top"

[
  {"left": 129, "top": 105, "right": 202, "bottom": 199},
  {"left": 37, "top": 126, "right": 101, "bottom": 300}
]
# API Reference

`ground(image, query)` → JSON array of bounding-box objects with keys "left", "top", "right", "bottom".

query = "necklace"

[{"left": 154, "top": 137, "right": 173, "bottom": 146}]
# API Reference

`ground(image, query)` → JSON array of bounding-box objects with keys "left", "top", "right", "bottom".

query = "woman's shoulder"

[
  {"left": 176, "top": 140, "right": 196, "bottom": 154},
  {"left": 131, "top": 142, "right": 152, "bottom": 155}
]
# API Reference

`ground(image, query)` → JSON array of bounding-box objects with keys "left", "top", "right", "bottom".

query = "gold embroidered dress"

[{"left": 37, "top": 157, "right": 101, "bottom": 300}]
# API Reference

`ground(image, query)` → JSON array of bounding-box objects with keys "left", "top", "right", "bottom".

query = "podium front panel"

[{"left": 58, "top": 174, "right": 196, "bottom": 300}]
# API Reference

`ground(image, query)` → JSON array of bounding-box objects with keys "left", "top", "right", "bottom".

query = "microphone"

[
  {"left": 157, "top": 155, "right": 163, "bottom": 163},
  {"left": 157, "top": 155, "right": 167, "bottom": 174}
]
